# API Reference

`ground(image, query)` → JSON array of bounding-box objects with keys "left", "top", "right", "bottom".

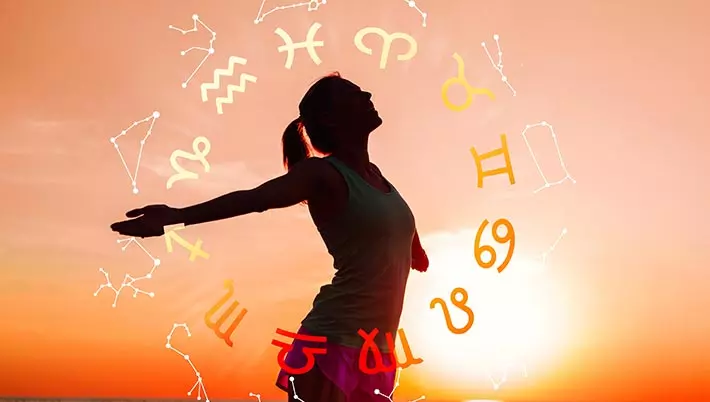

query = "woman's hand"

[{"left": 110, "top": 204, "right": 183, "bottom": 238}]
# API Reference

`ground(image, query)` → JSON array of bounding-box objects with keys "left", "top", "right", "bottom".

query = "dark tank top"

[{"left": 300, "top": 156, "right": 416, "bottom": 352}]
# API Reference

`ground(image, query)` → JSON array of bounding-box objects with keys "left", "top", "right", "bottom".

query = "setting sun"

[{"left": 399, "top": 228, "right": 572, "bottom": 394}]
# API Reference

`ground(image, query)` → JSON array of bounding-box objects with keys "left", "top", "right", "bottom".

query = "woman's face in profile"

[{"left": 326, "top": 79, "right": 383, "bottom": 134}]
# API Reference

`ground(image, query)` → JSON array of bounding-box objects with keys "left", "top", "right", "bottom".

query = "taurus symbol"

[
  {"left": 353, "top": 27, "right": 418, "bottom": 69},
  {"left": 275, "top": 22, "right": 324, "bottom": 69},
  {"left": 442, "top": 53, "right": 495, "bottom": 112},
  {"left": 430, "top": 287, "right": 475, "bottom": 335},
  {"left": 204, "top": 279, "right": 247, "bottom": 347}
]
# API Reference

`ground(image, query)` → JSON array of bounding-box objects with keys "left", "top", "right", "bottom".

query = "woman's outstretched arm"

[{"left": 180, "top": 157, "right": 325, "bottom": 226}]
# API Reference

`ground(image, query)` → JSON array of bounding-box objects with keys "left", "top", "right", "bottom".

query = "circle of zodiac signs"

[{"left": 95, "top": 1, "right": 576, "bottom": 400}]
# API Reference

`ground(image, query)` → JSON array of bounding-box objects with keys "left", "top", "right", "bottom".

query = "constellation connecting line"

[
  {"left": 374, "top": 367, "right": 426, "bottom": 402},
  {"left": 166, "top": 323, "right": 210, "bottom": 402},
  {"left": 487, "top": 362, "right": 528, "bottom": 390},
  {"left": 110, "top": 111, "right": 160, "bottom": 195},
  {"left": 402, "top": 0, "right": 428, "bottom": 27},
  {"left": 481, "top": 34, "right": 516, "bottom": 96},
  {"left": 254, "top": 0, "right": 326, "bottom": 24},
  {"left": 289, "top": 376, "right": 307, "bottom": 402},
  {"left": 248, "top": 392, "right": 262, "bottom": 402},
  {"left": 93, "top": 238, "right": 161, "bottom": 308},
  {"left": 539, "top": 227, "right": 567, "bottom": 266},
  {"left": 521, "top": 121, "right": 576, "bottom": 193},
  {"left": 169, "top": 14, "right": 216, "bottom": 88}
]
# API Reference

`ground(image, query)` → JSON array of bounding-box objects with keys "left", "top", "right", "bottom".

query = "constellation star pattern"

[
  {"left": 248, "top": 392, "right": 262, "bottom": 402},
  {"left": 289, "top": 376, "right": 307, "bottom": 402},
  {"left": 374, "top": 367, "right": 426, "bottom": 402},
  {"left": 402, "top": 0, "right": 428, "bottom": 27},
  {"left": 539, "top": 227, "right": 567, "bottom": 266},
  {"left": 521, "top": 121, "right": 576, "bottom": 193},
  {"left": 481, "top": 34, "right": 516, "bottom": 96},
  {"left": 488, "top": 362, "right": 528, "bottom": 390},
  {"left": 254, "top": 0, "right": 326, "bottom": 24},
  {"left": 166, "top": 323, "right": 210, "bottom": 402},
  {"left": 93, "top": 238, "right": 160, "bottom": 308},
  {"left": 110, "top": 111, "right": 160, "bottom": 194},
  {"left": 169, "top": 15, "right": 216, "bottom": 88}
]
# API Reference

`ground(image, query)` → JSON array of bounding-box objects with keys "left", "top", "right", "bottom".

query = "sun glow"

[{"left": 399, "top": 228, "right": 571, "bottom": 392}]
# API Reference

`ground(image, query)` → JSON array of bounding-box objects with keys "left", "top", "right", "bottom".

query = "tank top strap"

[{"left": 323, "top": 156, "right": 372, "bottom": 198}]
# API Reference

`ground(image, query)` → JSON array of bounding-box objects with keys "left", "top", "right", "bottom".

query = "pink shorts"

[{"left": 275, "top": 326, "right": 396, "bottom": 401}]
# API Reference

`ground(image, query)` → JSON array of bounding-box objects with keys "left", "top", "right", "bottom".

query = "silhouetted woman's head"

[{"left": 282, "top": 72, "right": 383, "bottom": 170}]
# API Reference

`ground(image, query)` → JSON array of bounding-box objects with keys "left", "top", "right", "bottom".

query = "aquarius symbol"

[
  {"left": 204, "top": 279, "right": 248, "bottom": 347},
  {"left": 200, "top": 56, "right": 257, "bottom": 115},
  {"left": 164, "top": 223, "right": 210, "bottom": 261},
  {"left": 474, "top": 218, "right": 515, "bottom": 273},
  {"left": 167, "top": 136, "right": 211, "bottom": 189},
  {"left": 470, "top": 133, "right": 515, "bottom": 188},
  {"left": 442, "top": 53, "right": 495, "bottom": 112},
  {"left": 430, "top": 287, "right": 474, "bottom": 334},
  {"left": 353, "top": 27, "right": 418, "bottom": 69},
  {"left": 165, "top": 323, "right": 210, "bottom": 402},
  {"left": 275, "top": 22, "right": 324, "bottom": 69}
]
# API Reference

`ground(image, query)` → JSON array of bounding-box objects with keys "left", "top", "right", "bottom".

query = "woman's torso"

[{"left": 301, "top": 156, "right": 416, "bottom": 352}]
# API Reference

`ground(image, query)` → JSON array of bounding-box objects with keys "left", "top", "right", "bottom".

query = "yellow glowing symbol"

[
  {"left": 353, "top": 27, "right": 417, "bottom": 69},
  {"left": 470, "top": 133, "right": 515, "bottom": 188},
  {"left": 205, "top": 279, "right": 247, "bottom": 347},
  {"left": 474, "top": 218, "right": 515, "bottom": 273},
  {"left": 275, "top": 22, "right": 324, "bottom": 69},
  {"left": 167, "top": 136, "right": 211, "bottom": 190},
  {"left": 200, "top": 56, "right": 257, "bottom": 115},
  {"left": 430, "top": 287, "right": 474, "bottom": 335},
  {"left": 442, "top": 53, "right": 495, "bottom": 112},
  {"left": 163, "top": 223, "right": 210, "bottom": 261}
]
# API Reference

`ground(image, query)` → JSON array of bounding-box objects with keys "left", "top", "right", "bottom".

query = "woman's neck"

[{"left": 332, "top": 138, "right": 371, "bottom": 174}]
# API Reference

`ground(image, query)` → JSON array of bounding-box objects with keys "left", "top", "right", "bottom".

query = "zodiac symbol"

[
  {"left": 168, "top": 14, "right": 216, "bottom": 88},
  {"left": 470, "top": 133, "right": 515, "bottom": 188},
  {"left": 481, "top": 34, "right": 516, "bottom": 96},
  {"left": 109, "top": 111, "right": 160, "bottom": 194},
  {"left": 441, "top": 53, "right": 495, "bottom": 112},
  {"left": 200, "top": 56, "right": 257, "bottom": 115},
  {"left": 430, "top": 287, "right": 475, "bottom": 334},
  {"left": 353, "top": 27, "right": 418, "bottom": 69},
  {"left": 357, "top": 328, "right": 423, "bottom": 374},
  {"left": 474, "top": 218, "right": 516, "bottom": 273},
  {"left": 254, "top": 0, "right": 327, "bottom": 24},
  {"left": 167, "top": 136, "right": 211, "bottom": 189},
  {"left": 275, "top": 22, "right": 324, "bottom": 69},
  {"left": 165, "top": 323, "right": 210, "bottom": 402},
  {"left": 271, "top": 328, "right": 327, "bottom": 375},
  {"left": 521, "top": 121, "right": 576, "bottom": 193},
  {"left": 163, "top": 223, "right": 210, "bottom": 261},
  {"left": 204, "top": 279, "right": 248, "bottom": 347}
]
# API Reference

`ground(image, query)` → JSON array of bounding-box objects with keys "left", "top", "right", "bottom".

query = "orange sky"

[{"left": 1, "top": 0, "right": 709, "bottom": 401}]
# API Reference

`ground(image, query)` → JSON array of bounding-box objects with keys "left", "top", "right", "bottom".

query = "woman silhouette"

[{"left": 110, "top": 72, "right": 429, "bottom": 402}]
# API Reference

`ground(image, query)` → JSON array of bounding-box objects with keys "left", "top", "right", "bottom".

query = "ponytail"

[{"left": 282, "top": 117, "right": 311, "bottom": 171}]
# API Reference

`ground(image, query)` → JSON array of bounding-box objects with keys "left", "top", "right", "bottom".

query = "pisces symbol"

[
  {"left": 204, "top": 279, "right": 247, "bottom": 347},
  {"left": 430, "top": 287, "right": 475, "bottom": 335}
]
